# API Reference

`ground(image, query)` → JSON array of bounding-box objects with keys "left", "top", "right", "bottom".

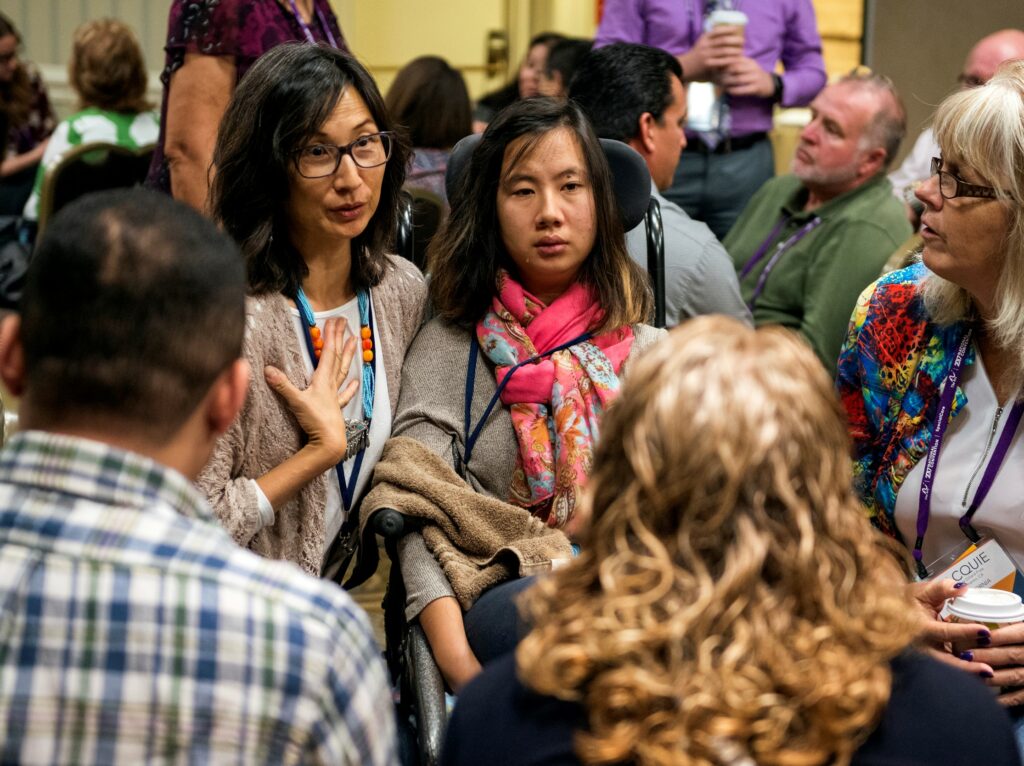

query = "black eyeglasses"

[
  {"left": 293, "top": 132, "right": 393, "bottom": 178},
  {"left": 957, "top": 73, "right": 985, "bottom": 89},
  {"left": 930, "top": 157, "right": 1001, "bottom": 200}
]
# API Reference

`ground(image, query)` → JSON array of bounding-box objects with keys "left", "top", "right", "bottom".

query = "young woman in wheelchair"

[
  {"left": 198, "top": 44, "right": 427, "bottom": 578},
  {"left": 364, "top": 97, "right": 664, "bottom": 692}
]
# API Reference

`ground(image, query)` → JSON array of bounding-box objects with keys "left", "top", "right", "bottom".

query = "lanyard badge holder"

[
  {"left": 916, "top": 329, "right": 1024, "bottom": 599},
  {"left": 457, "top": 332, "right": 592, "bottom": 478}
]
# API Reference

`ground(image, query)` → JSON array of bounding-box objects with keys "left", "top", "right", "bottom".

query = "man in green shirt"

[{"left": 724, "top": 70, "right": 911, "bottom": 374}]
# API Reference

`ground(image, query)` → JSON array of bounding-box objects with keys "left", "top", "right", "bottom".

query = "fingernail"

[
  {"left": 978, "top": 629, "right": 992, "bottom": 639},
  {"left": 979, "top": 670, "right": 994, "bottom": 679},
  {"left": 977, "top": 635, "right": 992, "bottom": 647},
  {"left": 954, "top": 582, "right": 967, "bottom": 589},
  {"left": 959, "top": 650, "right": 974, "bottom": 662}
]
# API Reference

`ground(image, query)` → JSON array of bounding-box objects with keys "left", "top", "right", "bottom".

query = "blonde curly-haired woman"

[{"left": 442, "top": 316, "right": 1018, "bottom": 766}]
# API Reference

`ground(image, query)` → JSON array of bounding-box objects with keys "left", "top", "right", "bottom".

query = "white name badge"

[
  {"left": 927, "top": 535, "right": 1024, "bottom": 603},
  {"left": 687, "top": 81, "right": 720, "bottom": 132}
]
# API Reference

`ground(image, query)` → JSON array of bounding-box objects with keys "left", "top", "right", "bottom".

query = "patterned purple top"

[{"left": 146, "top": 0, "right": 347, "bottom": 192}]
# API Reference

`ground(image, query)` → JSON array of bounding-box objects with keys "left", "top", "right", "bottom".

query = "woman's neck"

[
  {"left": 976, "top": 326, "right": 1020, "bottom": 406},
  {"left": 297, "top": 237, "right": 355, "bottom": 310}
]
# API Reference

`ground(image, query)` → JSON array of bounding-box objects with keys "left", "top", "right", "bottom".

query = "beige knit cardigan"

[{"left": 196, "top": 255, "right": 427, "bottom": 575}]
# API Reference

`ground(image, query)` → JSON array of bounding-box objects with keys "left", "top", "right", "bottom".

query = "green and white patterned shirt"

[{"left": 22, "top": 107, "right": 159, "bottom": 221}]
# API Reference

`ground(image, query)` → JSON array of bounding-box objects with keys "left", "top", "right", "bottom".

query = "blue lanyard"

[
  {"left": 287, "top": 0, "right": 339, "bottom": 48},
  {"left": 460, "top": 332, "right": 592, "bottom": 473},
  {"left": 294, "top": 288, "right": 375, "bottom": 511},
  {"left": 914, "top": 328, "right": 1024, "bottom": 577}
]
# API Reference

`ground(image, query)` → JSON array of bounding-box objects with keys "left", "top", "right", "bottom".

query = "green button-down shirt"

[{"left": 724, "top": 173, "right": 911, "bottom": 374}]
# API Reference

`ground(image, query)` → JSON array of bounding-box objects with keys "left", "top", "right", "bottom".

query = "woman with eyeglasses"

[
  {"left": 197, "top": 43, "right": 427, "bottom": 578},
  {"left": 838, "top": 61, "right": 1024, "bottom": 715}
]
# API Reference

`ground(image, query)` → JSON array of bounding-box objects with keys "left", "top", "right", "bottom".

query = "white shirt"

[
  {"left": 888, "top": 127, "right": 939, "bottom": 200},
  {"left": 895, "top": 344, "right": 1024, "bottom": 567},
  {"left": 253, "top": 293, "right": 391, "bottom": 564}
]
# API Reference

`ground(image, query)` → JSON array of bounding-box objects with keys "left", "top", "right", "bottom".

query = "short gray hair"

[{"left": 840, "top": 69, "right": 906, "bottom": 170}]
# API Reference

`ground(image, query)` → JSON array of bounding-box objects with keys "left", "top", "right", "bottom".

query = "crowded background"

[{"left": 1, "top": 1, "right": 1024, "bottom": 764}]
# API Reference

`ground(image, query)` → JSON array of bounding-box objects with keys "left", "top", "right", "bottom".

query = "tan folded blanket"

[{"left": 361, "top": 436, "right": 572, "bottom": 610}]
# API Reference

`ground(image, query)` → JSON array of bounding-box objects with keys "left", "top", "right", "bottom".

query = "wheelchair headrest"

[{"left": 444, "top": 133, "right": 651, "bottom": 232}]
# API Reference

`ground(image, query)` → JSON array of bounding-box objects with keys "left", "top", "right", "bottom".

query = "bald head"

[{"left": 963, "top": 29, "right": 1024, "bottom": 87}]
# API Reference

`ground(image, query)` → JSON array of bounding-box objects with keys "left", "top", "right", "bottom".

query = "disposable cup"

[
  {"left": 707, "top": 9, "right": 748, "bottom": 41},
  {"left": 946, "top": 588, "right": 1024, "bottom": 630}
]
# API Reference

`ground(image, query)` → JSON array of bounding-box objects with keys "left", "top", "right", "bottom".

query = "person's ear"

[
  {"left": 207, "top": 358, "right": 249, "bottom": 436},
  {"left": 637, "top": 112, "right": 658, "bottom": 156},
  {"left": 0, "top": 314, "right": 26, "bottom": 397},
  {"left": 859, "top": 146, "right": 887, "bottom": 180}
]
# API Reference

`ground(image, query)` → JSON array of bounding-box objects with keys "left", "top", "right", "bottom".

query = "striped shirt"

[{"left": 0, "top": 431, "right": 397, "bottom": 765}]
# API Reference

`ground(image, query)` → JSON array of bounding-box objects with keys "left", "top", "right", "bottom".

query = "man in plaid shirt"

[{"left": 0, "top": 190, "right": 397, "bottom": 764}]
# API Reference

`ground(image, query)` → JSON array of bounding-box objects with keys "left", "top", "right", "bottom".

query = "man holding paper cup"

[{"left": 595, "top": 0, "right": 826, "bottom": 240}]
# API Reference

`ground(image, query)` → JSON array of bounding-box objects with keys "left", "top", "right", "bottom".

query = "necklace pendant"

[{"left": 344, "top": 420, "right": 369, "bottom": 460}]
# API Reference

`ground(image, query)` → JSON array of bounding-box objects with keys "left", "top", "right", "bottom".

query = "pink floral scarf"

[{"left": 476, "top": 270, "right": 633, "bottom": 528}]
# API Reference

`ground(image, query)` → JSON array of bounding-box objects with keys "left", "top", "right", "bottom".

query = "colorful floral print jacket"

[{"left": 836, "top": 263, "right": 972, "bottom": 540}]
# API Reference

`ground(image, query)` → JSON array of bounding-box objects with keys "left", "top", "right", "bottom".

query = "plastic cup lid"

[
  {"left": 708, "top": 10, "right": 749, "bottom": 26},
  {"left": 947, "top": 588, "right": 1024, "bottom": 623}
]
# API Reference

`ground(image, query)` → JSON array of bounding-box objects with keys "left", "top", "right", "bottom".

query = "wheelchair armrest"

[
  {"left": 341, "top": 506, "right": 407, "bottom": 590},
  {"left": 406, "top": 623, "right": 447, "bottom": 766},
  {"left": 373, "top": 507, "right": 406, "bottom": 539}
]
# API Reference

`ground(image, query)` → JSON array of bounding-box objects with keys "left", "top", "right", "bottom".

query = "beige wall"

[
  {"left": 4, "top": 1, "right": 166, "bottom": 119},
  {"left": 866, "top": 0, "right": 1024, "bottom": 166},
  {"left": 814, "top": 0, "right": 863, "bottom": 77}
]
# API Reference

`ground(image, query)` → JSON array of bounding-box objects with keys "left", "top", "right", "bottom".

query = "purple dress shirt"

[{"left": 595, "top": 0, "right": 826, "bottom": 137}]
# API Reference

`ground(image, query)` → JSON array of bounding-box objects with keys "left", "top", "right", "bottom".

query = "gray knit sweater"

[
  {"left": 197, "top": 255, "right": 427, "bottom": 575},
  {"left": 393, "top": 318, "right": 666, "bottom": 620}
]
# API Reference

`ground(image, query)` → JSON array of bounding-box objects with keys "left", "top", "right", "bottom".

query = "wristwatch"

[{"left": 772, "top": 73, "right": 784, "bottom": 104}]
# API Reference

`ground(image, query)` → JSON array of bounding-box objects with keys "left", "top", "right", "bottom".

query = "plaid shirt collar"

[{"left": 0, "top": 430, "right": 214, "bottom": 526}]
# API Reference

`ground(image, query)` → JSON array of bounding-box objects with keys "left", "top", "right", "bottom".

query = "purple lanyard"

[
  {"left": 739, "top": 216, "right": 822, "bottom": 310},
  {"left": 287, "top": 0, "right": 338, "bottom": 48},
  {"left": 914, "top": 328, "right": 1024, "bottom": 577}
]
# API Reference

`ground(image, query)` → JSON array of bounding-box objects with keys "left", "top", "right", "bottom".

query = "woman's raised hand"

[{"left": 264, "top": 316, "right": 360, "bottom": 466}]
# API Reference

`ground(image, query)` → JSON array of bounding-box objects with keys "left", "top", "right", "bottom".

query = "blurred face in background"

[
  {"left": 0, "top": 34, "right": 19, "bottom": 84},
  {"left": 518, "top": 43, "right": 551, "bottom": 99}
]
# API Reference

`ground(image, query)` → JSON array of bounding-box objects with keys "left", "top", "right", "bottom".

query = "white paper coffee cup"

[
  {"left": 946, "top": 588, "right": 1024, "bottom": 629},
  {"left": 707, "top": 9, "right": 748, "bottom": 32}
]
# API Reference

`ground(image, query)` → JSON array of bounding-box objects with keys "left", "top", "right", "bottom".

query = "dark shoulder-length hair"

[
  {"left": 385, "top": 56, "right": 471, "bottom": 150},
  {"left": 0, "top": 13, "right": 33, "bottom": 128},
  {"left": 429, "top": 97, "right": 652, "bottom": 331},
  {"left": 210, "top": 43, "right": 410, "bottom": 296}
]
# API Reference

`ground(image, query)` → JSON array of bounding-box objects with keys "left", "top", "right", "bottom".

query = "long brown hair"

[
  {"left": 0, "top": 13, "right": 33, "bottom": 129},
  {"left": 429, "top": 97, "right": 652, "bottom": 331},
  {"left": 385, "top": 56, "right": 470, "bottom": 150},
  {"left": 210, "top": 43, "right": 410, "bottom": 296},
  {"left": 518, "top": 317, "right": 917, "bottom": 766}
]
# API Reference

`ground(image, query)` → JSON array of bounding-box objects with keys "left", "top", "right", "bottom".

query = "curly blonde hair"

[{"left": 517, "top": 317, "right": 918, "bottom": 766}]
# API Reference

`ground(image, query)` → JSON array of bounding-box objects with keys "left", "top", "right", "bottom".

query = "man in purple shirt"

[{"left": 595, "top": 0, "right": 826, "bottom": 240}]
